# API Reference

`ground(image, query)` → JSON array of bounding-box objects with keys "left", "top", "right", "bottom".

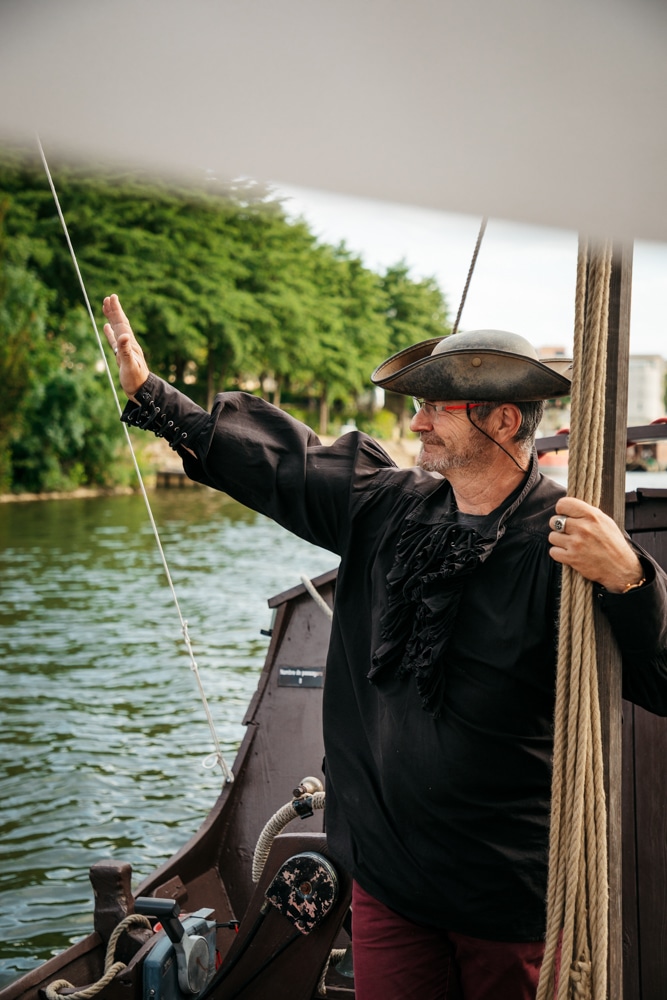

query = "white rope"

[
  {"left": 252, "top": 792, "right": 327, "bottom": 882},
  {"left": 300, "top": 575, "right": 333, "bottom": 620},
  {"left": 317, "top": 948, "right": 348, "bottom": 996},
  {"left": 36, "top": 136, "right": 233, "bottom": 783},
  {"left": 44, "top": 913, "right": 152, "bottom": 1000}
]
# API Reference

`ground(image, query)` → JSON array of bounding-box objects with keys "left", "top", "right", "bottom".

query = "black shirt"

[{"left": 123, "top": 377, "right": 667, "bottom": 940}]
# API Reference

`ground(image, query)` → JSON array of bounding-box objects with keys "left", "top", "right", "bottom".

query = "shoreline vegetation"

[
  {"left": 0, "top": 434, "right": 420, "bottom": 503},
  {"left": 1, "top": 147, "right": 448, "bottom": 498},
  {"left": 0, "top": 485, "right": 136, "bottom": 504}
]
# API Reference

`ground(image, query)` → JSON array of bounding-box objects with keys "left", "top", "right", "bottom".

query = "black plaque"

[{"left": 278, "top": 666, "right": 324, "bottom": 688}]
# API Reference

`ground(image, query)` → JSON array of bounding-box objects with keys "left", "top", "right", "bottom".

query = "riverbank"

[
  {"left": 0, "top": 486, "right": 136, "bottom": 504},
  {"left": 321, "top": 434, "right": 420, "bottom": 467},
  {"left": 0, "top": 434, "right": 420, "bottom": 503},
  {"left": 148, "top": 434, "right": 421, "bottom": 472}
]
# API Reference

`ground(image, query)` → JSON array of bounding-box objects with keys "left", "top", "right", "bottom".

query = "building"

[
  {"left": 626, "top": 355, "right": 667, "bottom": 470},
  {"left": 537, "top": 347, "right": 571, "bottom": 434},
  {"left": 627, "top": 355, "right": 667, "bottom": 426}
]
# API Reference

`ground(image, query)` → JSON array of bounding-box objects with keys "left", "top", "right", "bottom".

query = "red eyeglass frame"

[{"left": 412, "top": 398, "right": 486, "bottom": 416}]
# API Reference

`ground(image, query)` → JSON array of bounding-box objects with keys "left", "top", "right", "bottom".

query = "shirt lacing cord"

[{"left": 122, "top": 387, "right": 189, "bottom": 451}]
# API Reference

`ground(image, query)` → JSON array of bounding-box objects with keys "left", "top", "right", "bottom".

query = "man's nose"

[{"left": 410, "top": 407, "right": 433, "bottom": 432}]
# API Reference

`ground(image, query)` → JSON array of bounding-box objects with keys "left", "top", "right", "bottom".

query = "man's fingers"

[
  {"left": 553, "top": 496, "right": 595, "bottom": 519},
  {"left": 103, "top": 294, "right": 133, "bottom": 339},
  {"left": 101, "top": 294, "right": 150, "bottom": 397},
  {"left": 102, "top": 321, "right": 129, "bottom": 359},
  {"left": 102, "top": 321, "right": 116, "bottom": 351},
  {"left": 103, "top": 295, "right": 139, "bottom": 359}
]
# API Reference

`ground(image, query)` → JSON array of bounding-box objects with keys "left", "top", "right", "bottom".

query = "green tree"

[
  {"left": 302, "top": 245, "right": 389, "bottom": 434},
  {"left": 0, "top": 157, "right": 273, "bottom": 402},
  {"left": 0, "top": 147, "right": 453, "bottom": 485},
  {"left": 9, "top": 307, "right": 125, "bottom": 493},
  {"left": 381, "top": 261, "right": 450, "bottom": 350},
  {"left": 0, "top": 201, "right": 53, "bottom": 490},
  {"left": 380, "top": 262, "right": 451, "bottom": 434},
  {"left": 238, "top": 212, "right": 329, "bottom": 407}
]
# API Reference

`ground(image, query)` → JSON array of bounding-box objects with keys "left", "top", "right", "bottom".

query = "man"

[{"left": 103, "top": 294, "right": 667, "bottom": 1000}]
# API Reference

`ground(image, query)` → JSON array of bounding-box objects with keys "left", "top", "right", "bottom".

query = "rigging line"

[
  {"left": 299, "top": 574, "right": 333, "bottom": 620},
  {"left": 36, "top": 135, "right": 233, "bottom": 784},
  {"left": 451, "top": 216, "right": 488, "bottom": 336}
]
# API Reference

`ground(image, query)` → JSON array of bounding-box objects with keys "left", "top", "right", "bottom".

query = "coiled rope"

[
  {"left": 44, "top": 913, "right": 152, "bottom": 1000},
  {"left": 537, "top": 238, "right": 613, "bottom": 1000},
  {"left": 251, "top": 792, "right": 327, "bottom": 883},
  {"left": 36, "top": 136, "right": 232, "bottom": 783}
]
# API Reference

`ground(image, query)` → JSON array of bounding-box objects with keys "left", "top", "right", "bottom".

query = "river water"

[
  {"left": 3, "top": 469, "right": 667, "bottom": 989},
  {"left": 0, "top": 489, "right": 337, "bottom": 989}
]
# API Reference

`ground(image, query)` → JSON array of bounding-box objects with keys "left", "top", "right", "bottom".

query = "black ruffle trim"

[
  {"left": 370, "top": 518, "right": 496, "bottom": 717},
  {"left": 369, "top": 452, "right": 540, "bottom": 717}
]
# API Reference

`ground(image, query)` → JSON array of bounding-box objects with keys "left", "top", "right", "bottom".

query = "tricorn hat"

[{"left": 371, "top": 329, "right": 572, "bottom": 402}]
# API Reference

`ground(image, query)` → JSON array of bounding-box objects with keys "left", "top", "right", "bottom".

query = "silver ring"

[{"left": 553, "top": 515, "right": 568, "bottom": 533}]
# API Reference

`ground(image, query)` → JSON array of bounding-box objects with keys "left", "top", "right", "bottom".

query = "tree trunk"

[
  {"left": 399, "top": 399, "right": 412, "bottom": 438},
  {"left": 0, "top": 428, "right": 12, "bottom": 492},
  {"left": 319, "top": 393, "right": 329, "bottom": 436},
  {"left": 207, "top": 350, "right": 215, "bottom": 412},
  {"left": 259, "top": 371, "right": 269, "bottom": 401}
]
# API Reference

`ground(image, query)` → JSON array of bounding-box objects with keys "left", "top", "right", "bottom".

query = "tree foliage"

[
  {"left": 379, "top": 262, "right": 452, "bottom": 433},
  {"left": 0, "top": 200, "right": 54, "bottom": 490},
  {"left": 0, "top": 147, "right": 451, "bottom": 492}
]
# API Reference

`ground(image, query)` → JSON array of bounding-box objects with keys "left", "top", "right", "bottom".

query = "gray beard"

[
  {"left": 417, "top": 450, "right": 472, "bottom": 474},
  {"left": 417, "top": 438, "right": 528, "bottom": 476},
  {"left": 416, "top": 436, "right": 489, "bottom": 474}
]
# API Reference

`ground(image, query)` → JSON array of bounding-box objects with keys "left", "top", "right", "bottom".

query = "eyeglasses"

[{"left": 412, "top": 398, "right": 486, "bottom": 417}]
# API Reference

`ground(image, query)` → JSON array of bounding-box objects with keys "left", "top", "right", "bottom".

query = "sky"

[{"left": 277, "top": 184, "right": 667, "bottom": 359}]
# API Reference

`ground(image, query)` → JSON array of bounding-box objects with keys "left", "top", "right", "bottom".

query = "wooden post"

[{"left": 596, "top": 243, "right": 633, "bottom": 999}]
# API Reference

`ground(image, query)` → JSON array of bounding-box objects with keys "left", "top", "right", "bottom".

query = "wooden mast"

[{"left": 596, "top": 243, "right": 633, "bottom": 999}]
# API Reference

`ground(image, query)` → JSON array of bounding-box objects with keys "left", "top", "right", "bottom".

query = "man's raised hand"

[{"left": 102, "top": 294, "right": 150, "bottom": 400}]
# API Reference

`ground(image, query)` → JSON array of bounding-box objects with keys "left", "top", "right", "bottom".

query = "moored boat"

[
  {"left": 0, "top": 568, "right": 355, "bottom": 1000},
  {"left": 3, "top": 456, "right": 667, "bottom": 998}
]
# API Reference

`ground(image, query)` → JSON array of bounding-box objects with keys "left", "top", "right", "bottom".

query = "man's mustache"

[{"left": 418, "top": 433, "right": 446, "bottom": 446}]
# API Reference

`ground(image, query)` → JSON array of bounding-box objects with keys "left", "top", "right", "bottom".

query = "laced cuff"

[{"left": 120, "top": 375, "right": 191, "bottom": 451}]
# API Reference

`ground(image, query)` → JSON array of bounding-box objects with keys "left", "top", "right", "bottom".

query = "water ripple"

[{"left": 0, "top": 490, "right": 337, "bottom": 988}]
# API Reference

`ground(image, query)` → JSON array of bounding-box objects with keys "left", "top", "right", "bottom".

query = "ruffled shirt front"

[{"left": 372, "top": 470, "right": 535, "bottom": 718}]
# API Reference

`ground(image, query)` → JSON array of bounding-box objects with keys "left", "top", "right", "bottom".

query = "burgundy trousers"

[{"left": 351, "top": 881, "right": 549, "bottom": 1000}]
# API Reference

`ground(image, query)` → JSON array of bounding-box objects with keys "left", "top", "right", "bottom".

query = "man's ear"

[{"left": 494, "top": 403, "right": 523, "bottom": 441}]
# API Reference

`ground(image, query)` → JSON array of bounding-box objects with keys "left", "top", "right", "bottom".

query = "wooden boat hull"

[
  {"left": 0, "top": 568, "right": 353, "bottom": 1000},
  {"left": 3, "top": 488, "right": 667, "bottom": 1000}
]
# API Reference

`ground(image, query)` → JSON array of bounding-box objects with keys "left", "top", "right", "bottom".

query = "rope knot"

[
  {"left": 569, "top": 955, "right": 592, "bottom": 998},
  {"left": 44, "top": 913, "right": 152, "bottom": 1000}
]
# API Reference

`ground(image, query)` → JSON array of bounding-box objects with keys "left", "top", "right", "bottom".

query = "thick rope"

[
  {"left": 537, "top": 239, "right": 613, "bottom": 1000},
  {"left": 317, "top": 948, "right": 348, "bottom": 996},
  {"left": 44, "top": 913, "right": 152, "bottom": 1000},
  {"left": 251, "top": 792, "right": 326, "bottom": 882}
]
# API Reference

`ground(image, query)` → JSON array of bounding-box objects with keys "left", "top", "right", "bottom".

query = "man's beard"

[{"left": 416, "top": 431, "right": 493, "bottom": 474}]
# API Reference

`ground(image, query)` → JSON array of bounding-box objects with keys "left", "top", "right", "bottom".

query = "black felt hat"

[{"left": 371, "top": 329, "right": 572, "bottom": 402}]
